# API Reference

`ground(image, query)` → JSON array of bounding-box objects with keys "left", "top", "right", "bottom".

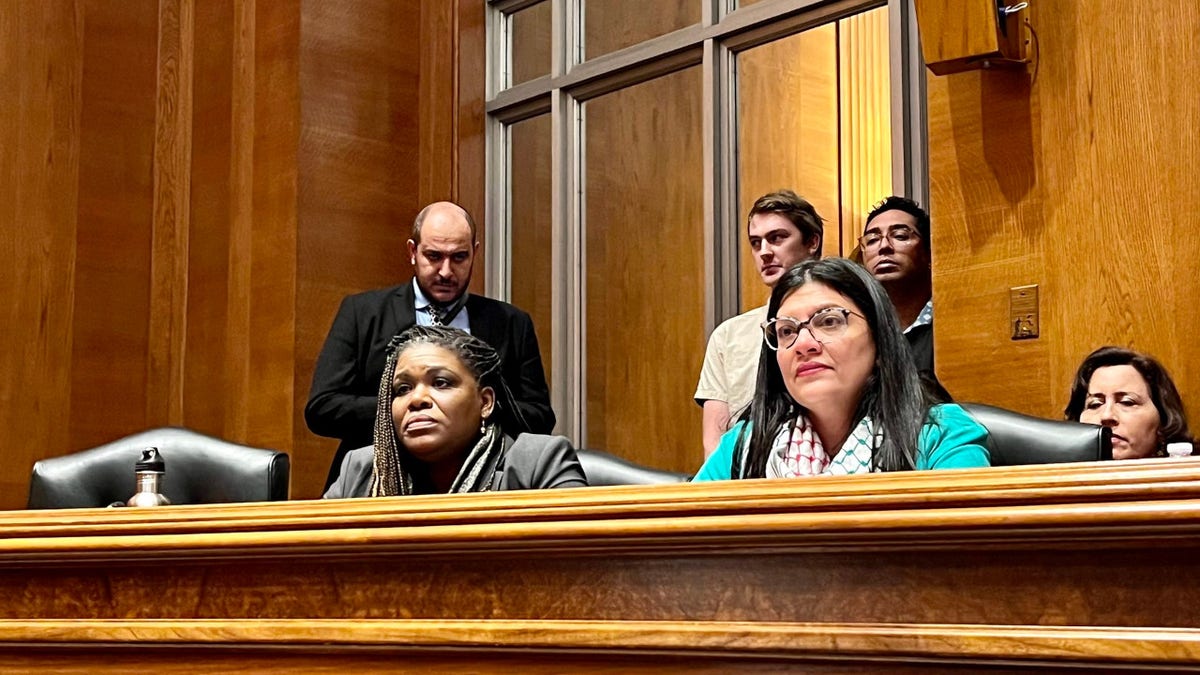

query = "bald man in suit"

[{"left": 306, "top": 202, "right": 554, "bottom": 488}]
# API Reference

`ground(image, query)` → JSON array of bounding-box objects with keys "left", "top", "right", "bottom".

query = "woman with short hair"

[{"left": 1065, "top": 346, "right": 1192, "bottom": 459}]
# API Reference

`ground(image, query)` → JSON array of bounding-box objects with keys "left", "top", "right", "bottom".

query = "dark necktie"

[{"left": 427, "top": 305, "right": 444, "bottom": 326}]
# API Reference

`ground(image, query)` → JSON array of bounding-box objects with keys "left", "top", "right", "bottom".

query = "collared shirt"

[
  {"left": 412, "top": 279, "right": 471, "bottom": 332},
  {"left": 694, "top": 304, "right": 769, "bottom": 415},
  {"left": 904, "top": 299, "right": 933, "bottom": 335}
]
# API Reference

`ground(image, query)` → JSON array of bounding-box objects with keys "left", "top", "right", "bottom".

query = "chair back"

[
  {"left": 575, "top": 448, "right": 691, "bottom": 486},
  {"left": 28, "top": 427, "right": 290, "bottom": 509},
  {"left": 959, "top": 403, "right": 1112, "bottom": 466}
]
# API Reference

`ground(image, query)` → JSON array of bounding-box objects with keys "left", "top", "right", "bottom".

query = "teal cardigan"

[{"left": 693, "top": 403, "right": 990, "bottom": 481}]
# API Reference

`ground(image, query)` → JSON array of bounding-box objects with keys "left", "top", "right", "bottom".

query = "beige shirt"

[{"left": 694, "top": 305, "right": 768, "bottom": 418}]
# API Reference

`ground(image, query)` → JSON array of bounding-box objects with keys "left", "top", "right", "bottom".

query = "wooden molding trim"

[
  {"left": 2, "top": 459, "right": 1200, "bottom": 561},
  {"left": 1, "top": 499, "right": 1199, "bottom": 563},
  {"left": 2, "top": 457, "right": 1198, "bottom": 527},
  {"left": 1, "top": 619, "right": 1198, "bottom": 666},
  {"left": 3, "top": 464, "right": 1200, "bottom": 667}
]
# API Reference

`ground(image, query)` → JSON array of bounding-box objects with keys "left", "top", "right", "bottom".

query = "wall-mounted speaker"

[{"left": 913, "top": 0, "right": 1029, "bottom": 75}]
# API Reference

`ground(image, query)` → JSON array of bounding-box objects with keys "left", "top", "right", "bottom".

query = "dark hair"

[
  {"left": 748, "top": 190, "right": 824, "bottom": 258},
  {"left": 732, "top": 258, "right": 932, "bottom": 477},
  {"left": 412, "top": 201, "right": 478, "bottom": 244},
  {"left": 865, "top": 196, "right": 930, "bottom": 255},
  {"left": 1064, "top": 346, "right": 1192, "bottom": 446}
]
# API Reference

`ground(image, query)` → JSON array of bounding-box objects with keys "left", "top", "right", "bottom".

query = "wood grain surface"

[
  {"left": 584, "top": 0, "right": 699, "bottom": 60},
  {"left": 0, "top": 0, "right": 487, "bottom": 506},
  {"left": 146, "top": 0, "right": 195, "bottom": 428},
  {"left": 509, "top": 0, "right": 552, "bottom": 86},
  {"left": 837, "top": 7, "right": 892, "bottom": 247},
  {"left": 2, "top": 464, "right": 1200, "bottom": 669},
  {"left": 735, "top": 7, "right": 891, "bottom": 311},
  {"left": 583, "top": 67, "right": 706, "bottom": 473},
  {"left": 737, "top": 22, "right": 840, "bottom": 311},
  {"left": 0, "top": 2, "right": 86, "bottom": 510},
  {"left": 509, "top": 114, "right": 554, "bottom": 384},
  {"left": 0, "top": 619, "right": 1197, "bottom": 667},
  {"left": 929, "top": 0, "right": 1200, "bottom": 429},
  {"left": 913, "top": 0, "right": 1001, "bottom": 73},
  {"left": 0, "top": 0, "right": 306, "bottom": 509},
  {"left": 294, "top": 0, "right": 421, "bottom": 497},
  {"left": 454, "top": 0, "right": 488, "bottom": 262}
]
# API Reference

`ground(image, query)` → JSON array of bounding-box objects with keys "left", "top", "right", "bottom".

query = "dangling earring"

[{"left": 480, "top": 415, "right": 488, "bottom": 434}]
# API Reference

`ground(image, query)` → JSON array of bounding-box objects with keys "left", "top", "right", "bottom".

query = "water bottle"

[
  {"left": 127, "top": 447, "right": 171, "bottom": 507},
  {"left": 1166, "top": 442, "right": 1194, "bottom": 459}
]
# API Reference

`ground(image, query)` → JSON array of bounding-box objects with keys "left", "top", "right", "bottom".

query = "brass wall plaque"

[{"left": 1010, "top": 284, "right": 1039, "bottom": 340}]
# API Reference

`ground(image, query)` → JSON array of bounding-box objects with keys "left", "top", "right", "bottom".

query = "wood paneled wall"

[
  {"left": 735, "top": 8, "right": 892, "bottom": 312},
  {"left": 0, "top": 2, "right": 85, "bottom": 509},
  {"left": 737, "top": 23, "right": 840, "bottom": 311},
  {"left": 293, "top": 0, "right": 422, "bottom": 499},
  {"left": 584, "top": 1, "right": 699, "bottom": 60},
  {"left": 509, "top": 115, "right": 555, "bottom": 385},
  {"left": 0, "top": 0, "right": 484, "bottom": 507},
  {"left": 0, "top": 0, "right": 300, "bottom": 510},
  {"left": 293, "top": 0, "right": 486, "bottom": 499},
  {"left": 929, "top": 0, "right": 1200, "bottom": 428},
  {"left": 509, "top": 0, "right": 552, "bottom": 85},
  {"left": 584, "top": 68, "right": 706, "bottom": 473}
]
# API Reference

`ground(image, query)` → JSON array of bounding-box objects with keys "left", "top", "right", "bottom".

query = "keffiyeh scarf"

[{"left": 765, "top": 413, "right": 882, "bottom": 477}]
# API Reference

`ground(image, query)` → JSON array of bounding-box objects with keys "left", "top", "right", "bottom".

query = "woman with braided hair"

[{"left": 324, "top": 326, "right": 586, "bottom": 498}]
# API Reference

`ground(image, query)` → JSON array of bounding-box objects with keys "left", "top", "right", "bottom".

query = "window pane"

[
  {"left": 735, "top": 6, "right": 892, "bottom": 311},
  {"left": 583, "top": 67, "right": 704, "bottom": 473},
  {"left": 509, "top": 1, "right": 551, "bottom": 87},
  {"left": 508, "top": 114, "right": 554, "bottom": 385},
  {"left": 584, "top": 0, "right": 699, "bottom": 61}
]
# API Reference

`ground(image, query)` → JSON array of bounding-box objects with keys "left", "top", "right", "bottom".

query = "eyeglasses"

[
  {"left": 761, "top": 307, "right": 864, "bottom": 351},
  {"left": 858, "top": 225, "right": 919, "bottom": 251}
]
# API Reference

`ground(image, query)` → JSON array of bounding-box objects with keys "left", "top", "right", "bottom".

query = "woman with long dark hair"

[
  {"left": 694, "top": 258, "right": 988, "bottom": 480},
  {"left": 324, "top": 326, "right": 586, "bottom": 498}
]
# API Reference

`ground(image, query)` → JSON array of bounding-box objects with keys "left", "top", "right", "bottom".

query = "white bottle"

[{"left": 1166, "top": 442, "right": 1193, "bottom": 459}]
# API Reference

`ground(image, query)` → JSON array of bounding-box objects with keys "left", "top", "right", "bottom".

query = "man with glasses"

[
  {"left": 859, "top": 196, "right": 935, "bottom": 375},
  {"left": 694, "top": 190, "right": 824, "bottom": 457}
]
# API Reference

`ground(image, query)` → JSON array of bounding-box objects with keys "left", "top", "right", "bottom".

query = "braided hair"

[{"left": 370, "top": 325, "right": 524, "bottom": 496}]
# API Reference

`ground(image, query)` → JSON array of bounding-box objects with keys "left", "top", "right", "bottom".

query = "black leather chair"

[
  {"left": 959, "top": 403, "right": 1113, "bottom": 466},
  {"left": 28, "top": 427, "right": 290, "bottom": 509},
  {"left": 575, "top": 448, "right": 691, "bottom": 486}
]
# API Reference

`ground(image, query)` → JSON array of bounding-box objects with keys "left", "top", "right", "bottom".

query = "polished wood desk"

[{"left": 2, "top": 459, "right": 1200, "bottom": 672}]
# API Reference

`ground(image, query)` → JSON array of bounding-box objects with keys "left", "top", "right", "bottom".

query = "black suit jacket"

[
  {"left": 906, "top": 322, "right": 951, "bottom": 402},
  {"left": 906, "top": 322, "right": 934, "bottom": 374},
  {"left": 305, "top": 283, "right": 555, "bottom": 487}
]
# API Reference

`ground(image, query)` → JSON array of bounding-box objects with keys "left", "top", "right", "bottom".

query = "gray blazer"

[{"left": 323, "top": 433, "right": 588, "bottom": 499}]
